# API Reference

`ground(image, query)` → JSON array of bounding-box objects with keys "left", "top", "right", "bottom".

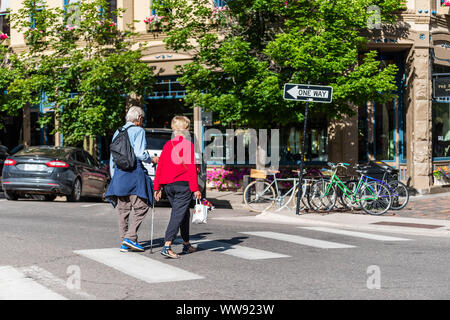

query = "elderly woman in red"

[{"left": 154, "top": 116, "right": 201, "bottom": 259}]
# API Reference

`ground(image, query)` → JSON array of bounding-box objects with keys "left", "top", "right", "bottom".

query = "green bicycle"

[{"left": 309, "top": 162, "right": 392, "bottom": 215}]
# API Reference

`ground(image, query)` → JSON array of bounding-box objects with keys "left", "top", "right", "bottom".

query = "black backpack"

[{"left": 110, "top": 125, "right": 136, "bottom": 171}]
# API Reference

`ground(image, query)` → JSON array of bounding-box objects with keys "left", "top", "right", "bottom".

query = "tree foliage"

[
  {"left": 5, "top": 0, "right": 155, "bottom": 145},
  {"left": 156, "top": 0, "right": 405, "bottom": 128}
]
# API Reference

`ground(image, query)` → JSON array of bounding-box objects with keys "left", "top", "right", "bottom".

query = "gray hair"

[{"left": 126, "top": 106, "right": 145, "bottom": 123}]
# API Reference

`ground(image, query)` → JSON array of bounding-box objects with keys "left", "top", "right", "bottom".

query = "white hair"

[{"left": 126, "top": 106, "right": 145, "bottom": 123}]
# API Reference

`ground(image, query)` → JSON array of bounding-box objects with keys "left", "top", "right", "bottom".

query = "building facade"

[{"left": 2, "top": 0, "right": 450, "bottom": 193}]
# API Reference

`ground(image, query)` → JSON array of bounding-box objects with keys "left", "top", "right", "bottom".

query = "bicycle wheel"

[
  {"left": 388, "top": 180, "right": 409, "bottom": 210},
  {"left": 243, "top": 180, "right": 276, "bottom": 212},
  {"left": 340, "top": 180, "right": 359, "bottom": 210},
  {"left": 308, "top": 179, "right": 337, "bottom": 211},
  {"left": 358, "top": 181, "right": 392, "bottom": 215},
  {"left": 287, "top": 185, "right": 310, "bottom": 211}
]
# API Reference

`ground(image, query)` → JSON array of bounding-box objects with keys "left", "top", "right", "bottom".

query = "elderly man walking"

[{"left": 105, "top": 106, "right": 157, "bottom": 252}]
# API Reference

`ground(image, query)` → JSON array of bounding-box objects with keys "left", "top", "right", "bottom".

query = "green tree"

[
  {"left": 8, "top": 0, "right": 155, "bottom": 147},
  {"left": 155, "top": 0, "right": 404, "bottom": 128},
  {"left": 0, "top": 38, "right": 18, "bottom": 131}
]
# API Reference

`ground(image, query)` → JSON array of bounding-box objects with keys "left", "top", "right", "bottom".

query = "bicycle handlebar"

[{"left": 327, "top": 162, "right": 350, "bottom": 169}]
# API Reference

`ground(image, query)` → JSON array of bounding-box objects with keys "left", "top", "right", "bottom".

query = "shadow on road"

[{"left": 141, "top": 232, "right": 250, "bottom": 255}]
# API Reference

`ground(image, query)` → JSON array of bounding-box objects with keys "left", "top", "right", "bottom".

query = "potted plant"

[
  {"left": 433, "top": 166, "right": 450, "bottom": 185},
  {"left": 210, "top": 6, "right": 230, "bottom": 30},
  {"left": 0, "top": 33, "right": 9, "bottom": 46},
  {"left": 144, "top": 15, "right": 164, "bottom": 32}
]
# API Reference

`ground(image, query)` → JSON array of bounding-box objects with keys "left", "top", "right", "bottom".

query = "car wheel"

[
  {"left": 4, "top": 190, "right": 19, "bottom": 201},
  {"left": 67, "top": 178, "right": 82, "bottom": 202}
]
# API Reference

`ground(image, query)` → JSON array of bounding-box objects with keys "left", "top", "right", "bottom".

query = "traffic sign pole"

[
  {"left": 295, "top": 100, "right": 309, "bottom": 216},
  {"left": 283, "top": 82, "right": 332, "bottom": 215}
]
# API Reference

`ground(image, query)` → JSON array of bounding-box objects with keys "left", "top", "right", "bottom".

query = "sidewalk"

[{"left": 207, "top": 190, "right": 450, "bottom": 238}]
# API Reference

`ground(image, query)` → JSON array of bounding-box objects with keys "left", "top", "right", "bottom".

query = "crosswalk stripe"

[
  {"left": 0, "top": 266, "right": 67, "bottom": 300},
  {"left": 74, "top": 248, "right": 204, "bottom": 284},
  {"left": 20, "top": 265, "right": 95, "bottom": 299},
  {"left": 299, "top": 227, "right": 411, "bottom": 241},
  {"left": 175, "top": 239, "right": 290, "bottom": 260},
  {"left": 240, "top": 231, "right": 356, "bottom": 249}
]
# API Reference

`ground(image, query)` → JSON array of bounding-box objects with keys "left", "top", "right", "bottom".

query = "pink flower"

[{"left": 0, "top": 33, "right": 8, "bottom": 40}]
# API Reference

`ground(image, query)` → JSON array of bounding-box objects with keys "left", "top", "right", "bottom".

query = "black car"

[
  {"left": 0, "top": 145, "right": 9, "bottom": 190},
  {"left": 1, "top": 146, "right": 110, "bottom": 201}
]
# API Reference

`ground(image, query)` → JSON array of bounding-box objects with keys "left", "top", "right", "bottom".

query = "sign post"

[{"left": 283, "top": 83, "right": 333, "bottom": 215}]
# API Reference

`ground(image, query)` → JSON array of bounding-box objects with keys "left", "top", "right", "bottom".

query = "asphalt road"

[{"left": 1, "top": 197, "right": 450, "bottom": 301}]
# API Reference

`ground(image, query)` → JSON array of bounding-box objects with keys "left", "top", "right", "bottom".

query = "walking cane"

[{"left": 150, "top": 200, "right": 155, "bottom": 254}]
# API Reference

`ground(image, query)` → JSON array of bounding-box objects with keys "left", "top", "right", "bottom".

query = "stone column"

[
  {"left": 407, "top": 45, "right": 433, "bottom": 193},
  {"left": 120, "top": 0, "right": 135, "bottom": 31}
]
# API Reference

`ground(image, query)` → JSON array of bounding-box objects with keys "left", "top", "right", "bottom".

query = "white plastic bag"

[{"left": 192, "top": 199, "right": 208, "bottom": 224}]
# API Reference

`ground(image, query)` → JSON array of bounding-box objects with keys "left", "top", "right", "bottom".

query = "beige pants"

[{"left": 117, "top": 195, "right": 149, "bottom": 242}]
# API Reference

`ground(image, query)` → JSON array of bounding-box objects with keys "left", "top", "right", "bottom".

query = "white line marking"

[
  {"left": 74, "top": 248, "right": 203, "bottom": 283},
  {"left": 20, "top": 265, "right": 95, "bottom": 299},
  {"left": 240, "top": 231, "right": 356, "bottom": 249},
  {"left": 0, "top": 266, "right": 67, "bottom": 300},
  {"left": 299, "top": 227, "right": 411, "bottom": 241},
  {"left": 175, "top": 239, "right": 289, "bottom": 260},
  {"left": 81, "top": 204, "right": 103, "bottom": 208}
]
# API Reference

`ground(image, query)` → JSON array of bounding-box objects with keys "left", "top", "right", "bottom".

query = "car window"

[
  {"left": 84, "top": 152, "right": 97, "bottom": 167},
  {"left": 75, "top": 151, "right": 86, "bottom": 163},
  {"left": 145, "top": 133, "right": 172, "bottom": 150},
  {"left": 14, "top": 147, "right": 70, "bottom": 159}
]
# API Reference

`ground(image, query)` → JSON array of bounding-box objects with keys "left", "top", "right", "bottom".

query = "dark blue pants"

[{"left": 164, "top": 182, "right": 192, "bottom": 243}]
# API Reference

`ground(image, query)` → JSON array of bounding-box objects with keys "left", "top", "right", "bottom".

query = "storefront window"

[
  {"left": 0, "top": 0, "right": 10, "bottom": 36},
  {"left": 432, "top": 102, "right": 450, "bottom": 158},
  {"left": 202, "top": 125, "right": 328, "bottom": 165},
  {"left": 374, "top": 101, "right": 395, "bottom": 160}
]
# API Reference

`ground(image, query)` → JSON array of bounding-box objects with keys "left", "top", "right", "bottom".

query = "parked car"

[
  {"left": 143, "top": 128, "right": 207, "bottom": 199},
  {"left": 0, "top": 145, "right": 9, "bottom": 190},
  {"left": 1, "top": 146, "right": 110, "bottom": 201}
]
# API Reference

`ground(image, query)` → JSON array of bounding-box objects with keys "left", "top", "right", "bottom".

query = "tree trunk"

[
  {"left": 22, "top": 103, "right": 31, "bottom": 148},
  {"left": 54, "top": 111, "right": 61, "bottom": 147}
]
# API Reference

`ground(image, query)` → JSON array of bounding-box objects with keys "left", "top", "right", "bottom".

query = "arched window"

[{"left": 0, "top": 0, "right": 10, "bottom": 36}]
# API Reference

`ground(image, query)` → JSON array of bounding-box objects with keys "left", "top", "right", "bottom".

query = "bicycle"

[
  {"left": 243, "top": 169, "right": 313, "bottom": 213},
  {"left": 355, "top": 162, "right": 409, "bottom": 210},
  {"left": 309, "top": 162, "right": 393, "bottom": 215}
]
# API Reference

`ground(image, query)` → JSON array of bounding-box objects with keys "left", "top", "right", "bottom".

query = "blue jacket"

[{"left": 105, "top": 123, "right": 153, "bottom": 207}]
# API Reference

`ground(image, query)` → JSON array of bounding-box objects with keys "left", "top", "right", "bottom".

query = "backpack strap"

[{"left": 120, "top": 124, "right": 136, "bottom": 131}]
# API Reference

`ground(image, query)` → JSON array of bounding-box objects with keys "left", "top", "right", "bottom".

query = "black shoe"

[{"left": 182, "top": 244, "right": 197, "bottom": 254}]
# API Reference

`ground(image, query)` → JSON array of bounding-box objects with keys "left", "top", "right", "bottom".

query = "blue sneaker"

[
  {"left": 120, "top": 244, "right": 130, "bottom": 252},
  {"left": 122, "top": 238, "right": 145, "bottom": 252}
]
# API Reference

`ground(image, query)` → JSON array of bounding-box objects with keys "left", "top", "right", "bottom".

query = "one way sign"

[{"left": 284, "top": 83, "right": 333, "bottom": 103}]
